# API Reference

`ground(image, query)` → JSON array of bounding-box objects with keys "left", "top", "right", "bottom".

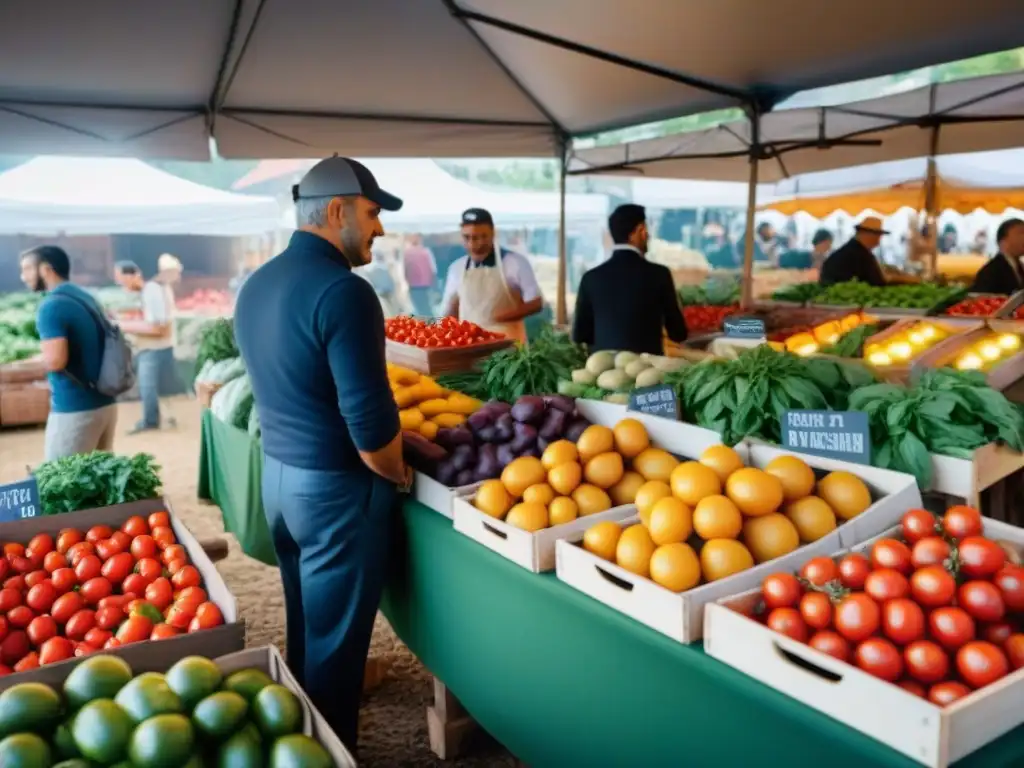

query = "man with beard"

[
  {"left": 572, "top": 203, "right": 687, "bottom": 354},
  {"left": 233, "top": 156, "right": 410, "bottom": 754},
  {"left": 19, "top": 245, "right": 117, "bottom": 459}
]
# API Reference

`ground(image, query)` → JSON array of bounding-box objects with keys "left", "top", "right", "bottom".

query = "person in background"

[
  {"left": 440, "top": 208, "right": 542, "bottom": 344},
  {"left": 19, "top": 246, "right": 117, "bottom": 460},
  {"left": 403, "top": 234, "right": 437, "bottom": 316},
  {"left": 572, "top": 203, "right": 687, "bottom": 354},
  {"left": 811, "top": 229, "right": 834, "bottom": 271},
  {"left": 969, "top": 218, "right": 1024, "bottom": 295},
  {"left": 819, "top": 216, "right": 888, "bottom": 287},
  {"left": 114, "top": 254, "right": 182, "bottom": 433},
  {"left": 234, "top": 156, "right": 409, "bottom": 755}
]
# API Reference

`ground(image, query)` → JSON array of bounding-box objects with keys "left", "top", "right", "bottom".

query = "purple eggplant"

[
  {"left": 565, "top": 418, "right": 591, "bottom": 443},
  {"left": 511, "top": 395, "right": 546, "bottom": 425},
  {"left": 539, "top": 408, "right": 568, "bottom": 441},
  {"left": 493, "top": 413, "right": 515, "bottom": 443},
  {"left": 436, "top": 459, "right": 458, "bottom": 486},
  {"left": 483, "top": 400, "right": 512, "bottom": 417},
  {"left": 435, "top": 426, "right": 474, "bottom": 451},
  {"left": 476, "top": 424, "right": 497, "bottom": 443},
  {"left": 510, "top": 422, "right": 538, "bottom": 454},
  {"left": 467, "top": 409, "right": 493, "bottom": 435},
  {"left": 543, "top": 394, "right": 576, "bottom": 414},
  {"left": 496, "top": 443, "right": 517, "bottom": 469},
  {"left": 450, "top": 443, "right": 477, "bottom": 472},
  {"left": 475, "top": 444, "right": 500, "bottom": 480},
  {"left": 402, "top": 431, "right": 448, "bottom": 469},
  {"left": 455, "top": 469, "right": 475, "bottom": 487}
]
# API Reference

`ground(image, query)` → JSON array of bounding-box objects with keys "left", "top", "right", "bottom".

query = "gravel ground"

[{"left": 0, "top": 397, "right": 516, "bottom": 767}]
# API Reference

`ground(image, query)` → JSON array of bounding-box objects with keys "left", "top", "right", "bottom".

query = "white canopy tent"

[
  {"left": 0, "top": 157, "right": 280, "bottom": 236},
  {"left": 631, "top": 178, "right": 772, "bottom": 210}
]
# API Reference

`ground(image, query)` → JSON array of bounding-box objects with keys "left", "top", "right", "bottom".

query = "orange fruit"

[
  {"left": 632, "top": 448, "right": 680, "bottom": 483},
  {"left": 474, "top": 480, "right": 513, "bottom": 519},
  {"left": 692, "top": 495, "right": 743, "bottom": 540},
  {"left": 583, "top": 521, "right": 622, "bottom": 561},
  {"left": 541, "top": 440, "right": 578, "bottom": 471},
  {"left": 764, "top": 455, "right": 816, "bottom": 502},
  {"left": 700, "top": 539, "right": 755, "bottom": 581},
  {"left": 615, "top": 524, "right": 656, "bottom": 577},
  {"left": 505, "top": 502, "right": 549, "bottom": 532},
  {"left": 522, "top": 483, "right": 556, "bottom": 506},
  {"left": 549, "top": 497, "right": 579, "bottom": 526},
  {"left": 548, "top": 462, "right": 583, "bottom": 496},
  {"left": 670, "top": 462, "right": 722, "bottom": 506},
  {"left": 650, "top": 543, "right": 701, "bottom": 591},
  {"left": 784, "top": 496, "right": 837, "bottom": 542},
  {"left": 698, "top": 445, "right": 745, "bottom": 483},
  {"left": 577, "top": 425, "right": 615, "bottom": 464},
  {"left": 584, "top": 452, "right": 625, "bottom": 490},
  {"left": 501, "top": 457, "right": 547, "bottom": 498},
  {"left": 572, "top": 484, "right": 613, "bottom": 516},
  {"left": 817, "top": 472, "right": 872, "bottom": 520},
  {"left": 609, "top": 471, "right": 645, "bottom": 506},
  {"left": 634, "top": 481, "right": 672, "bottom": 527},
  {"left": 647, "top": 497, "right": 693, "bottom": 545},
  {"left": 612, "top": 418, "right": 650, "bottom": 459},
  {"left": 743, "top": 514, "right": 800, "bottom": 563},
  {"left": 726, "top": 468, "right": 784, "bottom": 517}
]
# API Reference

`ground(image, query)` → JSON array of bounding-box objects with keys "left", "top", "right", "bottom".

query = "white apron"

[{"left": 457, "top": 248, "right": 528, "bottom": 344}]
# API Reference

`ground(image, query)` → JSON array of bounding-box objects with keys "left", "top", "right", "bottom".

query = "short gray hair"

[{"left": 295, "top": 197, "right": 331, "bottom": 227}]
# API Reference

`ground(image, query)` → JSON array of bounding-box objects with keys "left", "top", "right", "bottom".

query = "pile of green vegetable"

[
  {"left": 667, "top": 345, "right": 876, "bottom": 446},
  {"left": 849, "top": 368, "right": 1024, "bottom": 486},
  {"left": 0, "top": 292, "right": 42, "bottom": 365},
  {"left": 814, "top": 280, "right": 964, "bottom": 310},
  {"left": 770, "top": 283, "right": 823, "bottom": 304},
  {"left": 194, "top": 318, "right": 238, "bottom": 377},
  {"left": 35, "top": 452, "right": 162, "bottom": 516},
  {"left": 557, "top": 349, "right": 689, "bottom": 403},
  {"left": 820, "top": 323, "right": 883, "bottom": 357},
  {"left": 678, "top": 276, "right": 741, "bottom": 306}
]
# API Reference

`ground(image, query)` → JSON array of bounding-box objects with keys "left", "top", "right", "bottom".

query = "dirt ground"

[{"left": 0, "top": 396, "right": 515, "bottom": 767}]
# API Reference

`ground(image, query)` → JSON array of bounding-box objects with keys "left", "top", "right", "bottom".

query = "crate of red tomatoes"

[
  {"left": 384, "top": 315, "right": 514, "bottom": 375},
  {"left": 0, "top": 498, "right": 242, "bottom": 677},
  {"left": 705, "top": 504, "right": 1024, "bottom": 767}
]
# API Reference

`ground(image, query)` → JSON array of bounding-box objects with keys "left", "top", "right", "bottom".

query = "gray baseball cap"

[{"left": 292, "top": 156, "right": 403, "bottom": 211}]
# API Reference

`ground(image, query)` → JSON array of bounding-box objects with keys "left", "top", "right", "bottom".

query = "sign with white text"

[
  {"left": 628, "top": 385, "right": 680, "bottom": 420},
  {"left": 0, "top": 477, "right": 40, "bottom": 523},
  {"left": 782, "top": 410, "right": 871, "bottom": 465},
  {"left": 723, "top": 316, "right": 766, "bottom": 339}
]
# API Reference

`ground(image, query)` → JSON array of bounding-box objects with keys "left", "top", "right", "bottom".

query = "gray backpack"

[{"left": 58, "top": 291, "right": 136, "bottom": 397}]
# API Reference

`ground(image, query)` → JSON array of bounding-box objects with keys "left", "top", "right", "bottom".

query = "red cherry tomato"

[
  {"left": 942, "top": 505, "right": 983, "bottom": 541},
  {"left": 910, "top": 537, "right": 951, "bottom": 570},
  {"left": 957, "top": 641, "right": 1009, "bottom": 689},
  {"left": 171, "top": 566, "right": 201, "bottom": 590},
  {"left": 74, "top": 555, "right": 102, "bottom": 583},
  {"left": 26, "top": 615, "right": 57, "bottom": 647},
  {"left": 0, "top": 617, "right": 8, "bottom": 644},
  {"left": 897, "top": 679, "right": 927, "bottom": 698},
  {"left": 854, "top": 638, "right": 903, "bottom": 682},
  {"left": 864, "top": 569, "right": 909, "bottom": 602},
  {"left": 85, "top": 525, "right": 114, "bottom": 544},
  {"left": 51, "top": 592, "right": 84, "bottom": 624},
  {"left": 958, "top": 581, "right": 1006, "bottom": 623},
  {"left": 910, "top": 565, "right": 957, "bottom": 608},
  {"left": 161, "top": 545, "right": 186, "bottom": 567},
  {"left": 165, "top": 604, "right": 192, "bottom": 631},
  {"left": 0, "top": 630, "right": 29, "bottom": 665},
  {"left": 928, "top": 681, "right": 972, "bottom": 706},
  {"left": 6, "top": 606, "right": 34, "bottom": 630},
  {"left": 131, "top": 535, "right": 158, "bottom": 560},
  {"left": 993, "top": 564, "right": 1024, "bottom": 612},
  {"left": 882, "top": 598, "right": 925, "bottom": 646},
  {"left": 65, "top": 610, "right": 96, "bottom": 641},
  {"left": 958, "top": 537, "right": 1007, "bottom": 579},
  {"left": 25, "top": 582, "right": 56, "bottom": 614},
  {"left": 95, "top": 605, "right": 124, "bottom": 631},
  {"left": 903, "top": 640, "right": 949, "bottom": 684},
  {"left": 982, "top": 622, "right": 1014, "bottom": 647},
  {"left": 115, "top": 615, "right": 153, "bottom": 645},
  {"left": 84, "top": 628, "right": 113, "bottom": 648},
  {"left": 122, "top": 515, "right": 149, "bottom": 538},
  {"left": 798, "top": 592, "right": 832, "bottom": 630},
  {"left": 23, "top": 571, "right": 48, "bottom": 589},
  {"left": 135, "top": 558, "right": 163, "bottom": 584},
  {"left": 80, "top": 577, "right": 113, "bottom": 606},
  {"left": 42, "top": 551, "right": 65, "bottom": 574},
  {"left": 67, "top": 542, "right": 95, "bottom": 568},
  {"left": 14, "top": 652, "right": 39, "bottom": 672},
  {"left": 94, "top": 538, "right": 123, "bottom": 561},
  {"left": 101, "top": 552, "right": 134, "bottom": 585},
  {"left": 174, "top": 587, "right": 208, "bottom": 613},
  {"left": 929, "top": 607, "right": 976, "bottom": 651},
  {"left": 145, "top": 578, "right": 174, "bottom": 612},
  {"left": 1005, "top": 634, "right": 1024, "bottom": 670},
  {"left": 870, "top": 539, "right": 913, "bottom": 574},
  {"left": 3, "top": 543, "right": 24, "bottom": 559},
  {"left": 50, "top": 568, "right": 76, "bottom": 595},
  {"left": 834, "top": 593, "right": 880, "bottom": 643},
  {"left": 38, "top": 636, "right": 75, "bottom": 665},
  {"left": 122, "top": 573, "right": 148, "bottom": 597},
  {"left": 165, "top": 558, "right": 187, "bottom": 576},
  {"left": 800, "top": 557, "right": 839, "bottom": 587},
  {"left": 56, "top": 529, "right": 83, "bottom": 554},
  {"left": 152, "top": 526, "right": 177, "bottom": 550},
  {"left": 110, "top": 531, "right": 132, "bottom": 552},
  {"left": 191, "top": 602, "right": 224, "bottom": 630},
  {"left": 901, "top": 509, "right": 937, "bottom": 544},
  {"left": 809, "top": 630, "right": 850, "bottom": 662},
  {"left": 151, "top": 623, "right": 180, "bottom": 640},
  {"left": 767, "top": 607, "right": 808, "bottom": 642},
  {"left": 0, "top": 589, "right": 21, "bottom": 613},
  {"left": 148, "top": 511, "right": 170, "bottom": 529},
  {"left": 74, "top": 642, "right": 99, "bottom": 658},
  {"left": 837, "top": 553, "right": 870, "bottom": 590}
]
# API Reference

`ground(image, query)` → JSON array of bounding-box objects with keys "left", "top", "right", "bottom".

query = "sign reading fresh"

[
  {"left": 0, "top": 477, "right": 40, "bottom": 523},
  {"left": 628, "top": 385, "right": 680, "bottom": 420},
  {"left": 782, "top": 410, "right": 871, "bottom": 465},
  {"left": 723, "top": 316, "right": 766, "bottom": 339}
]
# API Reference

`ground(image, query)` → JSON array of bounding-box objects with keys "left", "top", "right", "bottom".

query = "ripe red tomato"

[
  {"left": 882, "top": 598, "right": 925, "bottom": 646},
  {"left": 993, "top": 564, "right": 1024, "bottom": 612},
  {"left": 930, "top": 607, "right": 976, "bottom": 651},
  {"left": 800, "top": 557, "right": 839, "bottom": 587},
  {"left": 897, "top": 679, "right": 926, "bottom": 698},
  {"left": 165, "top": 604, "right": 192, "bottom": 631},
  {"left": 51, "top": 592, "right": 84, "bottom": 624},
  {"left": 982, "top": 622, "right": 1014, "bottom": 647},
  {"left": 67, "top": 542, "right": 95, "bottom": 567},
  {"left": 97, "top": 595, "right": 129, "bottom": 611},
  {"left": 0, "top": 588, "right": 21, "bottom": 613},
  {"left": 837, "top": 553, "right": 870, "bottom": 590},
  {"left": 65, "top": 609, "right": 96, "bottom": 641},
  {"left": 191, "top": 602, "right": 224, "bottom": 630},
  {"left": 0, "top": 630, "right": 28, "bottom": 665},
  {"left": 94, "top": 605, "right": 124, "bottom": 631},
  {"left": 957, "top": 641, "right": 1009, "bottom": 689},
  {"left": 131, "top": 536, "right": 158, "bottom": 560},
  {"left": 14, "top": 652, "right": 39, "bottom": 672},
  {"left": 80, "top": 577, "right": 113, "bottom": 606},
  {"left": 122, "top": 515, "right": 149, "bottom": 538},
  {"left": 808, "top": 630, "right": 850, "bottom": 662},
  {"left": 165, "top": 558, "right": 187, "bottom": 576},
  {"left": 864, "top": 569, "right": 909, "bottom": 602},
  {"left": 23, "top": 571, "right": 48, "bottom": 589},
  {"left": 9, "top": 556, "right": 33, "bottom": 576},
  {"left": 3, "top": 543, "right": 24, "bottom": 559},
  {"left": 0, "top": 617, "right": 8, "bottom": 644},
  {"left": 110, "top": 531, "right": 132, "bottom": 551},
  {"left": 1005, "top": 634, "right": 1024, "bottom": 670},
  {"left": 101, "top": 552, "right": 134, "bottom": 585},
  {"left": 0, "top": 560, "right": 10, "bottom": 582},
  {"left": 74, "top": 642, "right": 100, "bottom": 658},
  {"left": 798, "top": 592, "right": 832, "bottom": 630},
  {"left": 42, "top": 551, "right": 65, "bottom": 574},
  {"left": 903, "top": 640, "right": 949, "bottom": 684},
  {"left": 85, "top": 525, "right": 114, "bottom": 545},
  {"left": 50, "top": 568, "right": 77, "bottom": 595},
  {"left": 56, "top": 529, "right": 83, "bottom": 554},
  {"left": 38, "top": 636, "right": 74, "bottom": 665},
  {"left": 171, "top": 566, "right": 201, "bottom": 590},
  {"left": 151, "top": 623, "right": 180, "bottom": 640},
  {"left": 854, "top": 638, "right": 903, "bottom": 681},
  {"left": 145, "top": 578, "right": 173, "bottom": 612},
  {"left": 74, "top": 555, "right": 102, "bottom": 583},
  {"left": 6, "top": 606, "right": 33, "bottom": 629},
  {"left": 104, "top": 637, "right": 122, "bottom": 650},
  {"left": 94, "top": 538, "right": 124, "bottom": 561},
  {"left": 958, "top": 581, "right": 1006, "bottom": 623},
  {"left": 122, "top": 573, "right": 148, "bottom": 597},
  {"left": 901, "top": 509, "right": 937, "bottom": 544},
  {"left": 26, "top": 582, "right": 56, "bottom": 614},
  {"left": 148, "top": 511, "right": 170, "bottom": 529},
  {"left": 767, "top": 608, "right": 808, "bottom": 642},
  {"left": 174, "top": 587, "right": 208, "bottom": 613},
  {"left": 152, "top": 526, "right": 177, "bottom": 550},
  {"left": 25, "top": 534, "right": 53, "bottom": 558},
  {"left": 958, "top": 537, "right": 1007, "bottom": 579},
  {"left": 835, "top": 593, "right": 880, "bottom": 643},
  {"left": 870, "top": 539, "right": 913, "bottom": 574},
  {"left": 943, "top": 505, "right": 983, "bottom": 541},
  {"left": 161, "top": 545, "right": 186, "bottom": 567},
  {"left": 910, "top": 565, "right": 957, "bottom": 608},
  {"left": 26, "top": 615, "right": 57, "bottom": 647},
  {"left": 910, "top": 537, "right": 951, "bottom": 570},
  {"left": 2, "top": 576, "right": 24, "bottom": 592},
  {"left": 115, "top": 616, "right": 152, "bottom": 645},
  {"left": 84, "top": 628, "right": 112, "bottom": 648},
  {"left": 135, "top": 558, "right": 163, "bottom": 584}
]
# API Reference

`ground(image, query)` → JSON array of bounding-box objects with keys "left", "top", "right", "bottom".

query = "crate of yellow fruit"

[{"left": 555, "top": 439, "right": 921, "bottom": 643}]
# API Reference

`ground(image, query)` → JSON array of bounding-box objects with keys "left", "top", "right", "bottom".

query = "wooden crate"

[
  {"left": 0, "top": 381, "right": 50, "bottom": 426},
  {"left": 914, "top": 321, "right": 1024, "bottom": 391},
  {"left": 385, "top": 338, "right": 514, "bottom": 375},
  {"left": 0, "top": 359, "right": 46, "bottom": 385}
]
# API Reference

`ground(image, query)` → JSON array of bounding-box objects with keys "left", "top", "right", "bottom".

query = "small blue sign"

[
  {"left": 723, "top": 316, "right": 766, "bottom": 339},
  {"left": 0, "top": 477, "right": 40, "bottom": 523},
  {"left": 782, "top": 410, "right": 871, "bottom": 465},
  {"left": 628, "top": 385, "right": 680, "bottom": 420}
]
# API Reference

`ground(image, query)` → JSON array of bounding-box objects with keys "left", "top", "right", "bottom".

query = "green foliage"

[{"left": 35, "top": 452, "right": 162, "bottom": 515}]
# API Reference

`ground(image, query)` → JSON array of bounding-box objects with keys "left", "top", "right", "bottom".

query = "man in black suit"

[
  {"left": 572, "top": 204, "right": 687, "bottom": 354},
  {"left": 970, "top": 218, "right": 1024, "bottom": 295},
  {"left": 819, "top": 216, "right": 888, "bottom": 287}
]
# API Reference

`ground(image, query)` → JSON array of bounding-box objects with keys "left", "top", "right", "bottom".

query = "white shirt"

[
  {"left": 441, "top": 250, "right": 542, "bottom": 310},
  {"left": 134, "top": 281, "right": 176, "bottom": 351}
]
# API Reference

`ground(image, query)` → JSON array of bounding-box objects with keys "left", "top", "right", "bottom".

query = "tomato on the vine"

[
  {"left": 909, "top": 565, "right": 956, "bottom": 608},
  {"left": 903, "top": 640, "right": 949, "bottom": 684},
  {"left": 798, "top": 592, "right": 832, "bottom": 630},
  {"left": 901, "top": 509, "right": 937, "bottom": 544},
  {"left": 956, "top": 641, "right": 1009, "bottom": 688},
  {"left": 870, "top": 539, "right": 913, "bottom": 574},
  {"left": 854, "top": 638, "right": 903, "bottom": 681},
  {"left": 809, "top": 630, "right": 850, "bottom": 661},
  {"left": 837, "top": 553, "right": 870, "bottom": 590},
  {"left": 864, "top": 569, "right": 909, "bottom": 602},
  {"left": 910, "top": 537, "right": 950, "bottom": 570},
  {"left": 881, "top": 598, "right": 924, "bottom": 646},
  {"left": 834, "top": 593, "right": 880, "bottom": 643},
  {"left": 943, "top": 505, "right": 983, "bottom": 541},
  {"left": 800, "top": 557, "right": 838, "bottom": 587},
  {"left": 767, "top": 607, "right": 808, "bottom": 642},
  {"left": 958, "top": 581, "right": 1005, "bottom": 623},
  {"left": 958, "top": 537, "right": 1006, "bottom": 579},
  {"left": 929, "top": 607, "right": 976, "bottom": 651}
]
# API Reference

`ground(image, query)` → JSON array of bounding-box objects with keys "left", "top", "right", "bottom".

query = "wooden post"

[
  {"left": 426, "top": 677, "right": 478, "bottom": 759},
  {"left": 740, "top": 108, "right": 761, "bottom": 310},
  {"left": 556, "top": 140, "right": 569, "bottom": 326}
]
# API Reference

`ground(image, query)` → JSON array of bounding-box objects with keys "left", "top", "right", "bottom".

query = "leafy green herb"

[
  {"left": 35, "top": 452, "right": 163, "bottom": 516},
  {"left": 678, "top": 277, "right": 741, "bottom": 306},
  {"left": 771, "top": 283, "right": 823, "bottom": 303},
  {"left": 194, "top": 318, "right": 238, "bottom": 376},
  {"left": 820, "top": 323, "right": 881, "bottom": 357}
]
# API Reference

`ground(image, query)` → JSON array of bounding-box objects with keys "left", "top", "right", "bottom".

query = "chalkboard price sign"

[
  {"left": 782, "top": 410, "right": 871, "bottom": 465},
  {"left": 0, "top": 477, "right": 40, "bottom": 523},
  {"left": 628, "top": 385, "right": 680, "bottom": 420},
  {"left": 722, "top": 316, "right": 766, "bottom": 339}
]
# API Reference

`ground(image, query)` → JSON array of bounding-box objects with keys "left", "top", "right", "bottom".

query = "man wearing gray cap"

[{"left": 234, "top": 156, "right": 411, "bottom": 753}]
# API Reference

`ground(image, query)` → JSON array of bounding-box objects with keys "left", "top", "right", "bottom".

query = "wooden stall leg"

[{"left": 427, "top": 677, "right": 478, "bottom": 760}]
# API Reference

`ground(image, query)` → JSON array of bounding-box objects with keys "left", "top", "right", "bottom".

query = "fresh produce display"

[
  {"left": 768, "top": 313, "right": 875, "bottom": 357},
  {"left": 944, "top": 295, "right": 1008, "bottom": 317},
  {"left": 863, "top": 321, "right": 950, "bottom": 367},
  {"left": 677, "top": 277, "right": 741, "bottom": 307},
  {"left": 194, "top": 357, "right": 245, "bottom": 388},
  {"left": 683, "top": 304, "right": 741, "bottom": 335},
  {"left": 0, "top": 293, "right": 41, "bottom": 366},
  {"left": 35, "top": 453, "right": 162, "bottom": 516},
  {"left": 0, "top": 512, "right": 225, "bottom": 671},
  {"left": 403, "top": 395, "right": 591, "bottom": 488},
  {"left": 210, "top": 374, "right": 254, "bottom": 431},
  {"left": 770, "top": 283, "right": 823, "bottom": 304},
  {"left": 175, "top": 288, "right": 233, "bottom": 314},
  {"left": 193, "top": 318, "right": 238, "bottom": 379},
  {"left": 558, "top": 350, "right": 688, "bottom": 404},
  {"left": 669, "top": 346, "right": 875, "bottom": 446},
  {"left": 745, "top": 506, "right": 1024, "bottom": 707},
  {"left": 436, "top": 328, "right": 586, "bottom": 404},
  {"left": 818, "top": 323, "right": 884, "bottom": 358},
  {"left": 814, "top": 280, "right": 964, "bottom": 310},
  {"left": 384, "top": 315, "right": 503, "bottom": 348},
  {"left": 579, "top": 443, "right": 873, "bottom": 591},
  {"left": 849, "top": 369, "right": 1024, "bottom": 486},
  {"left": 0, "top": 653, "right": 335, "bottom": 766},
  {"left": 952, "top": 332, "right": 1022, "bottom": 372},
  {"left": 388, "top": 363, "right": 482, "bottom": 440}
]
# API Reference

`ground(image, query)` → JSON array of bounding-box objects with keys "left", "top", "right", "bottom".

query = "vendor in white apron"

[{"left": 440, "top": 208, "right": 543, "bottom": 344}]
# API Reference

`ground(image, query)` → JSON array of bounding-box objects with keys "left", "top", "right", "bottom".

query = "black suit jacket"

[
  {"left": 819, "top": 239, "right": 886, "bottom": 287},
  {"left": 571, "top": 249, "right": 688, "bottom": 355},
  {"left": 969, "top": 253, "right": 1023, "bottom": 296}
]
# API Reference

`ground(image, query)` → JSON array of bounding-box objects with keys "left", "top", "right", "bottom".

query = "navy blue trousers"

[{"left": 261, "top": 455, "right": 397, "bottom": 753}]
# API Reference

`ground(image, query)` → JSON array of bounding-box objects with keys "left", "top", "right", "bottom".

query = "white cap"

[{"left": 157, "top": 253, "right": 183, "bottom": 273}]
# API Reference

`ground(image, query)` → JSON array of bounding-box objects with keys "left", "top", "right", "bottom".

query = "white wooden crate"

[
  {"left": 575, "top": 399, "right": 729, "bottom": 456},
  {"left": 412, "top": 472, "right": 481, "bottom": 519},
  {"left": 705, "top": 516, "right": 1024, "bottom": 767},
  {"left": 928, "top": 446, "right": 1024, "bottom": 507}
]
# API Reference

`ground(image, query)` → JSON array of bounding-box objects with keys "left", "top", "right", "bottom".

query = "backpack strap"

[{"left": 47, "top": 289, "right": 113, "bottom": 390}]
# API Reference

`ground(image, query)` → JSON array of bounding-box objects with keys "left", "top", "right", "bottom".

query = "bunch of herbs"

[
  {"left": 194, "top": 318, "right": 238, "bottom": 376},
  {"left": 35, "top": 452, "right": 162, "bottom": 516}
]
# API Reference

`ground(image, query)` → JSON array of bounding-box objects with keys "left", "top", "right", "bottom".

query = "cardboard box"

[
  {"left": 705, "top": 517, "right": 1024, "bottom": 767},
  {"left": 412, "top": 472, "right": 480, "bottom": 520},
  {"left": 0, "top": 644, "right": 355, "bottom": 766}
]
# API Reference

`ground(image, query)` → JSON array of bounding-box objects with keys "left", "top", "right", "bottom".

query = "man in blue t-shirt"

[{"left": 19, "top": 246, "right": 117, "bottom": 460}]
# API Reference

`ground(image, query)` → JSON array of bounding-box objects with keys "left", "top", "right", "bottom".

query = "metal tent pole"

[
  {"left": 740, "top": 108, "right": 761, "bottom": 309},
  {"left": 556, "top": 140, "right": 569, "bottom": 326}
]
